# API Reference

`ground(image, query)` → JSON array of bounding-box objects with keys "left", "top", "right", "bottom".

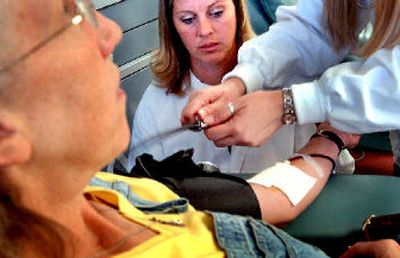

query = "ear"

[{"left": 0, "top": 115, "right": 32, "bottom": 167}]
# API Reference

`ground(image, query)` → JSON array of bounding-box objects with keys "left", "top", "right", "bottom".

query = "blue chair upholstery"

[
  {"left": 284, "top": 174, "right": 400, "bottom": 257},
  {"left": 238, "top": 173, "right": 400, "bottom": 257},
  {"left": 246, "top": 0, "right": 282, "bottom": 34}
]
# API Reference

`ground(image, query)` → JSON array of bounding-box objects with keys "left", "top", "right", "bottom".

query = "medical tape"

[
  {"left": 247, "top": 161, "right": 317, "bottom": 206},
  {"left": 291, "top": 153, "right": 324, "bottom": 178}
]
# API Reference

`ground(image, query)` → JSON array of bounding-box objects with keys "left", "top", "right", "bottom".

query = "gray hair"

[{"left": 0, "top": 1, "right": 21, "bottom": 100}]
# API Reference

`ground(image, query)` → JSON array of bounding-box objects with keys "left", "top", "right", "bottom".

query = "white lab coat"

[
  {"left": 127, "top": 72, "right": 314, "bottom": 174},
  {"left": 224, "top": 0, "right": 400, "bottom": 165}
]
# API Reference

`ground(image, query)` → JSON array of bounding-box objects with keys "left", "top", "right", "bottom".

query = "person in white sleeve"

[
  {"left": 125, "top": 0, "right": 315, "bottom": 174},
  {"left": 181, "top": 0, "right": 400, "bottom": 173}
]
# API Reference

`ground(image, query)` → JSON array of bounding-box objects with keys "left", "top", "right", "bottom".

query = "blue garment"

[
  {"left": 89, "top": 177, "right": 189, "bottom": 213},
  {"left": 246, "top": 0, "right": 282, "bottom": 35},
  {"left": 210, "top": 212, "right": 329, "bottom": 258}
]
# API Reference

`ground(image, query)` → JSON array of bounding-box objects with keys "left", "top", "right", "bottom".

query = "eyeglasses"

[{"left": 0, "top": 0, "right": 99, "bottom": 74}]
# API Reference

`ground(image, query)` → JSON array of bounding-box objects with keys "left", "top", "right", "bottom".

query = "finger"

[
  {"left": 214, "top": 137, "right": 237, "bottom": 147},
  {"left": 203, "top": 121, "right": 234, "bottom": 143},
  {"left": 210, "top": 131, "right": 257, "bottom": 147},
  {"left": 181, "top": 94, "right": 208, "bottom": 125},
  {"left": 197, "top": 100, "right": 237, "bottom": 126},
  {"left": 180, "top": 88, "right": 223, "bottom": 125},
  {"left": 204, "top": 119, "right": 253, "bottom": 147},
  {"left": 339, "top": 242, "right": 372, "bottom": 258},
  {"left": 347, "top": 134, "right": 361, "bottom": 149},
  {"left": 339, "top": 240, "right": 397, "bottom": 258}
]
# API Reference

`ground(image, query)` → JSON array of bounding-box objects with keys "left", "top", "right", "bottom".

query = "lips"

[
  {"left": 199, "top": 42, "right": 219, "bottom": 52},
  {"left": 110, "top": 63, "right": 126, "bottom": 100},
  {"left": 117, "top": 87, "right": 126, "bottom": 99}
]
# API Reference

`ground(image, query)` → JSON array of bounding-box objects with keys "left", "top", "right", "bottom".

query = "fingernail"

[
  {"left": 204, "top": 116, "right": 214, "bottom": 125},
  {"left": 198, "top": 109, "right": 207, "bottom": 119},
  {"left": 199, "top": 109, "right": 214, "bottom": 125}
]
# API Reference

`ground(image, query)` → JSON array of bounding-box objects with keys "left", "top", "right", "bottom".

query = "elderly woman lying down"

[{"left": 2, "top": 0, "right": 397, "bottom": 257}]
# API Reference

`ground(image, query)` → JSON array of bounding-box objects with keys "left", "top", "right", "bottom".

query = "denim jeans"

[
  {"left": 210, "top": 212, "right": 329, "bottom": 258},
  {"left": 89, "top": 177, "right": 189, "bottom": 213}
]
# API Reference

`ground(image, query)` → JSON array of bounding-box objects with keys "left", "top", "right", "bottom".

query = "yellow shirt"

[{"left": 85, "top": 172, "right": 225, "bottom": 258}]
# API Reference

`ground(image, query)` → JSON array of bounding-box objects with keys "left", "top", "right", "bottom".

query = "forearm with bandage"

[{"left": 248, "top": 131, "right": 344, "bottom": 224}]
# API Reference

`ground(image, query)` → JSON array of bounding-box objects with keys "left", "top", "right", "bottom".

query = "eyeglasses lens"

[{"left": 75, "top": 0, "right": 99, "bottom": 28}]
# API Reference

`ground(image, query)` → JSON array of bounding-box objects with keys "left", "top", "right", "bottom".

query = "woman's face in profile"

[{"left": 172, "top": 0, "right": 238, "bottom": 68}]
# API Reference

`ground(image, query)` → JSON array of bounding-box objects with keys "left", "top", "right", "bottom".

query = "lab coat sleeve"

[
  {"left": 223, "top": 0, "right": 350, "bottom": 91},
  {"left": 293, "top": 45, "right": 400, "bottom": 133}
]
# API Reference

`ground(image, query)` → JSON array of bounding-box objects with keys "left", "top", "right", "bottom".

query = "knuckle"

[
  {"left": 230, "top": 124, "right": 240, "bottom": 136},
  {"left": 384, "top": 239, "right": 398, "bottom": 248},
  {"left": 202, "top": 105, "right": 214, "bottom": 116},
  {"left": 189, "top": 92, "right": 199, "bottom": 100},
  {"left": 214, "top": 141, "right": 224, "bottom": 147},
  {"left": 247, "top": 139, "right": 260, "bottom": 147},
  {"left": 204, "top": 130, "right": 212, "bottom": 140}
]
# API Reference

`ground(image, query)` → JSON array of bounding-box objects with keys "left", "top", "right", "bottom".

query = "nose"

[
  {"left": 198, "top": 17, "right": 213, "bottom": 37},
  {"left": 95, "top": 12, "right": 123, "bottom": 59}
]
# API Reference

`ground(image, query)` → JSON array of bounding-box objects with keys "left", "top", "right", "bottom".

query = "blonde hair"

[
  {"left": 324, "top": 0, "right": 400, "bottom": 57},
  {"left": 151, "top": 0, "right": 255, "bottom": 95}
]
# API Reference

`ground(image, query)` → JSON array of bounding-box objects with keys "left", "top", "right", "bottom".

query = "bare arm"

[{"left": 251, "top": 123, "right": 359, "bottom": 225}]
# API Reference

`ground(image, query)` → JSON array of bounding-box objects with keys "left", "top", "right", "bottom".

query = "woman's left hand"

[{"left": 181, "top": 77, "right": 246, "bottom": 126}]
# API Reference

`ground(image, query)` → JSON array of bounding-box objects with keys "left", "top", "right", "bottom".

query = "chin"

[
  {"left": 101, "top": 121, "right": 131, "bottom": 168},
  {"left": 116, "top": 121, "right": 131, "bottom": 154},
  {"left": 201, "top": 55, "right": 226, "bottom": 65}
]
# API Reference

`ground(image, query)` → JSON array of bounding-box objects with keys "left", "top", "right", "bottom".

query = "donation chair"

[{"left": 284, "top": 174, "right": 400, "bottom": 257}]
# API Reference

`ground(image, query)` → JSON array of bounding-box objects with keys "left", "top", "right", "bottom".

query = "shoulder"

[
  {"left": 141, "top": 82, "right": 169, "bottom": 99},
  {"left": 134, "top": 81, "right": 188, "bottom": 126},
  {"left": 141, "top": 81, "right": 192, "bottom": 102},
  {"left": 135, "top": 82, "right": 173, "bottom": 114}
]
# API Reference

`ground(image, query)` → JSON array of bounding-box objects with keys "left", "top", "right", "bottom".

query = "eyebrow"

[
  {"left": 209, "top": 0, "right": 225, "bottom": 8},
  {"left": 175, "top": 0, "right": 225, "bottom": 14}
]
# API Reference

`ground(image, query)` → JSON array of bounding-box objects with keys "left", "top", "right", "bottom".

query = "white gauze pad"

[{"left": 247, "top": 161, "right": 317, "bottom": 205}]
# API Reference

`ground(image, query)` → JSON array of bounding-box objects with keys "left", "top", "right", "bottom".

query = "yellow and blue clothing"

[
  {"left": 88, "top": 172, "right": 328, "bottom": 257},
  {"left": 88, "top": 172, "right": 224, "bottom": 257}
]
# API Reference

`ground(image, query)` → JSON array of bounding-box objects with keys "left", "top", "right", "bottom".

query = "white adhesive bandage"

[
  {"left": 247, "top": 161, "right": 317, "bottom": 206},
  {"left": 291, "top": 153, "right": 324, "bottom": 178}
]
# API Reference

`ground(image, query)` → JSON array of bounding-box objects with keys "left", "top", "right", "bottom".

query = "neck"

[
  {"left": 6, "top": 165, "right": 102, "bottom": 256},
  {"left": 9, "top": 166, "right": 156, "bottom": 257},
  {"left": 191, "top": 47, "right": 238, "bottom": 85},
  {"left": 12, "top": 166, "right": 92, "bottom": 217},
  {"left": 81, "top": 201, "right": 158, "bottom": 257}
]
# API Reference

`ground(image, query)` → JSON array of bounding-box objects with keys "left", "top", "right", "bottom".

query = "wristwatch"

[{"left": 282, "top": 87, "right": 297, "bottom": 124}]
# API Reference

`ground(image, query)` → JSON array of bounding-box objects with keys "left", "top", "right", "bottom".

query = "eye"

[
  {"left": 209, "top": 8, "right": 224, "bottom": 18},
  {"left": 180, "top": 15, "right": 196, "bottom": 25}
]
